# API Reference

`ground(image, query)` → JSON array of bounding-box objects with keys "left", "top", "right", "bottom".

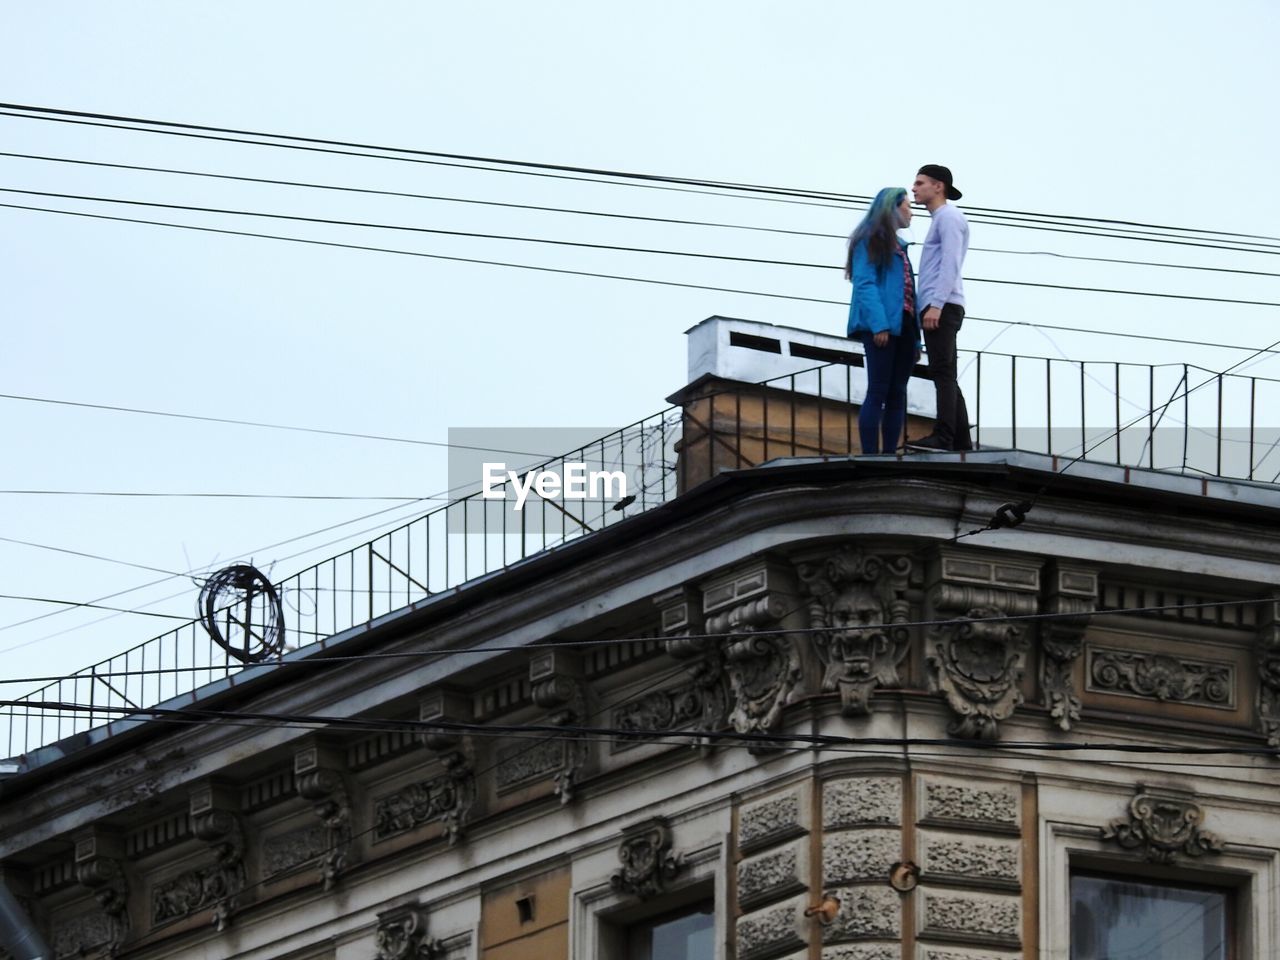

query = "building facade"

[{"left": 2, "top": 319, "right": 1278, "bottom": 960}]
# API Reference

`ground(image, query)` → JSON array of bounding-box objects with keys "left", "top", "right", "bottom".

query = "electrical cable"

[
  {"left": 1, "top": 101, "right": 1275, "bottom": 244},
  {"left": 8, "top": 699, "right": 1278, "bottom": 757},
  {"left": 0, "top": 595, "right": 189, "bottom": 620},
  {"left": 0, "top": 595, "right": 1264, "bottom": 687},
  {"left": 0, "top": 388, "right": 554, "bottom": 458},
  {"left": 0, "top": 490, "right": 436, "bottom": 501},
  {"left": 6, "top": 150, "right": 1280, "bottom": 277},
  {"left": 7, "top": 186, "right": 1280, "bottom": 307},
  {"left": 8, "top": 202, "right": 1280, "bottom": 346}
]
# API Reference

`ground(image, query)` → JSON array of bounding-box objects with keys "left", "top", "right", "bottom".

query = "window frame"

[
  {"left": 1042, "top": 819, "right": 1279, "bottom": 960},
  {"left": 570, "top": 836, "right": 725, "bottom": 960}
]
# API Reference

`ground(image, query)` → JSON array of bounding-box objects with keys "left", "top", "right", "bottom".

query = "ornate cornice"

[
  {"left": 294, "top": 741, "right": 354, "bottom": 890},
  {"left": 1040, "top": 563, "right": 1098, "bottom": 731}
]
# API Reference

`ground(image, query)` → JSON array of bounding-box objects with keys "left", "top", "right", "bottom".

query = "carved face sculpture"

[
  {"left": 828, "top": 583, "right": 889, "bottom": 678},
  {"left": 951, "top": 621, "right": 1013, "bottom": 684}
]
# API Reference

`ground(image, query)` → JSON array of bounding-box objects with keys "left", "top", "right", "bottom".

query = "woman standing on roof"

[{"left": 844, "top": 187, "right": 921, "bottom": 455}]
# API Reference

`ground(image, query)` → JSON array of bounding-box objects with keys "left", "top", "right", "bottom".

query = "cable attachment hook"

[{"left": 990, "top": 500, "right": 1032, "bottom": 530}]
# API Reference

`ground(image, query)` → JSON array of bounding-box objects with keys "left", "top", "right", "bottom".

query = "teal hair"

[{"left": 844, "top": 187, "right": 908, "bottom": 279}]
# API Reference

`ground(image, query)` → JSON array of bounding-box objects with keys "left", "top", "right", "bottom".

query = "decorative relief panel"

[
  {"left": 740, "top": 787, "right": 808, "bottom": 853},
  {"left": 703, "top": 562, "right": 803, "bottom": 751},
  {"left": 373, "top": 769, "right": 474, "bottom": 847},
  {"left": 611, "top": 678, "right": 727, "bottom": 749},
  {"left": 1101, "top": 789, "right": 1223, "bottom": 864},
  {"left": 796, "top": 546, "right": 914, "bottom": 716},
  {"left": 1086, "top": 646, "right": 1234, "bottom": 708},
  {"left": 495, "top": 737, "right": 565, "bottom": 790},
  {"left": 823, "top": 830, "right": 900, "bottom": 886},
  {"left": 610, "top": 818, "right": 683, "bottom": 900},
  {"left": 919, "top": 891, "right": 1020, "bottom": 947},
  {"left": 262, "top": 825, "right": 329, "bottom": 880},
  {"left": 918, "top": 949, "right": 1022, "bottom": 960},
  {"left": 823, "top": 885, "right": 900, "bottom": 943},
  {"left": 738, "top": 840, "right": 807, "bottom": 908},
  {"left": 918, "top": 778, "right": 1020, "bottom": 833},
  {"left": 737, "top": 896, "right": 807, "bottom": 960},
  {"left": 918, "top": 832, "right": 1020, "bottom": 888},
  {"left": 927, "top": 552, "right": 1040, "bottom": 739},
  {"left": 52, "top": 910, "right": 113, "bottom": 960},
  {"left": 824, "top": 777, "right": 902, "bottom": 829}
]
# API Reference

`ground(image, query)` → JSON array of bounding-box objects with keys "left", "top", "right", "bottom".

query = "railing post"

[
  {"left": 1217, "top": 374, "right": 1224, "bottom": 477},
  {"left": 1148, "top": 365, "right": 1155, "bottom": 469},
  {"left": 975, "top": 352, "right": 982, "bottom": 448},
  {"left": 1011, "top": 355, "right": 1018, "bottom": 450},
  {"left": 1045, "top": 358, "right": 1052, "bottom": 455},
  {"left": 1115, "top": 363, "right": 1121, "bottom": 464},
  {"left": 1250, "top": 377, "right": 1257, "bottom": 480},
  {"left": 1182, "top": 364, "right": 1190, "bottom": 471},
  {"left": 1080, "top": 361, "right": 1087, "bottom": 461}
]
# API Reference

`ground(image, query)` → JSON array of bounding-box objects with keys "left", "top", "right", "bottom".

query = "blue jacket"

[{"left": 846, "top": 237, "right": 921, "bottom": 346}]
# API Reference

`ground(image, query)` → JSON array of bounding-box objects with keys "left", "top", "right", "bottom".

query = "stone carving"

[
  {"left": 703, "top": 563, "right": 802, "bottom": 752},
  {"left": 1087, "top": 647, "right": 1233, "bottom": 707},
  {"left": 1041, "top": 565, "right": 1097, "bottom": 731},
  {"left": 920, "top": 891, "right": 1021, "bottom": 945},
  {"left": 822, "top": 830, "right": 899, "bottom": 886},
  {"left": 821, "top": 946, "right": 899, "bottom": 960},
  {"left": 797, "top": 546, "right": 913, "bottom": 715},
  {"left": 920, "top": 834, "right": 1020, "bottom": 886},
  {"left": 1261, "top": 601, "right": 1280, "bottom": 747},
  {"left": 495, "top": 738, "right": 565, "bottom": 789},
  {"left": 52, "top": 911, "right": 113, "bottom": 960},
  {"left": 373, "top": 767, "right": 474, "bottom": 846},
  {"left": 740, "top": 790, "right": 806, "bottom": 851},
  {"left": 1101, "top": 790, "right": 1223, "bottom": 864},
  {"left": 153, "top": 799, "right": 245, "bottom": 932},
  {"left": 928, "top": 606, "right": 1026, "bottom": 739},
  {"left": 738, "top": 842, "right": 805, "bottom": 907},
  {"left": 610, "top": 818, "right": 683, "bottom": 899},
  {"left": 612, "top": 678, "right": 728, "bottom": 746},
  {"left": 920, "top": 779, "right": 1020, "bottom": 831},
  {"left": 529, "top": 652, "right": 588, "bottom": 803},
  {"left": 822, "top": 886, "right": 900, "bottom": 943},
  {"left": 74, "top": 835, "right": 129, "bottom": 958},
  {"left": 295, "top": 747, "right": 353, "bottom": 890},
  {"left": 823, "top": 777, "right": 901, "bottom": 828},
  {"left": 262, "top": 825, "right": 329, "bottom": 879},
  {"left": 375, "top": 903, "right": 440, "bottom": 960},
  {"left": 656, "top": 586, "right": 731, "bottom": 747},
  {"left": 737, "top": 898, "right": 805, "bottom": 960}
]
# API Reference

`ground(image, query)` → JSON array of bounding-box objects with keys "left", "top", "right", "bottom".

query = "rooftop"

[{"left": 6, "top": 316, "right": 1280, "bottom": 769}]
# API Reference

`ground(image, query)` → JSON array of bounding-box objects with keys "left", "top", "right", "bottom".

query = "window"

[
  {"left": 1070, "top": 872, "right": 1232, "bottom": 960},
  {"left": 626, "top": 902, "right": 714, "bottom": 960}
]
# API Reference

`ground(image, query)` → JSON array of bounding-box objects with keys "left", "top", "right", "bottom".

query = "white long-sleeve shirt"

[{"left": 917, "top": 202, "right": 969, "bottom": 310}]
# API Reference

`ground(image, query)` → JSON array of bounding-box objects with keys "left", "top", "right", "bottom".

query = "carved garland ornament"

[
  {"left": 1259, "top": 600, "right": 1280, "bottom": 748},
  {"left": 295, "top": 760, "right": 353, "bottom": 891},
  {"left": 1101, "top": 790, "right": 1223, "bottom": 865},
  {"left": 530, "top": 652, "right": 589, "bottom": 804},
  {"left": 1040, "top": 566, "right": 1098, "bottom": 731},
  {"left": 610, "top": 818, "right": 684, "bottom": 899},
  {"left": 797, "top": 546, "right": 912, "bottom": 716},
  {"left": 654, "top": 587, "right": 730, "bottom": 749},
  {"left": 74, "top": 837, "right": 129, "bottom": 959},
  {"left": 927, "top": 605, "right": 1026, "bottom": 740}
]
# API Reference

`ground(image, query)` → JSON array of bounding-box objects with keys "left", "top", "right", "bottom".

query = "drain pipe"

[{"left": 0, "top": 880, "right": 49, "bottom": 960}]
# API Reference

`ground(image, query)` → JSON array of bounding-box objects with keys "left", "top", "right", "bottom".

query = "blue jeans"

[{"left": 856, "top": 326, "right": 917, "bottom": 454}]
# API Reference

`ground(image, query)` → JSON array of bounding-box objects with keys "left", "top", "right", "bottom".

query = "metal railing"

[{"left": 6, "top": 344, "right": 1280, "bottom": 758}]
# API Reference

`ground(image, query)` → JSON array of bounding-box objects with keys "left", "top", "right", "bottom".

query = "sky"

[{"left": 1, "top": 1, "right": 1278, "bottom": 754}]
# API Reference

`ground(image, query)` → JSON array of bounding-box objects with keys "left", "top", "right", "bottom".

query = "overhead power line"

[
  {"left": 0, "top": 388, "right": 554, "bottom": 457},
  {"left": 9, "top": 699, "right": 1278, "bottom": 757},
  {"left": 6, "top": 150, "right": 1280, "bottom": 278},
  {"left": 0, "top": 594, "right": 189, "bottom": 620},
  {"left": 8, "top": 202, "right": 1280, "bottom": 336},
  {"left": 1, "top": 100, "right": 1275, "bottom": 244},
  {"left": 7, "top": 185, "right": 1280, "bottom": 306},
  {"left": 1, "top": 595, "right": 1267, "bottom": 687}
]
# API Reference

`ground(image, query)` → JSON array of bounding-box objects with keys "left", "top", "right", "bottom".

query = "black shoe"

[{"left": 906, "top": 434, "right": 951, "bottom": 451}]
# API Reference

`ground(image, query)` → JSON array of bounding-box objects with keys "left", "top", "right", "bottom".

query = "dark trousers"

[
  {"left": 855, "top": 321, "right": 917, "bottom": 454},
  {"left": 923, "top": 303, "right": 973, "bottom": 449}
]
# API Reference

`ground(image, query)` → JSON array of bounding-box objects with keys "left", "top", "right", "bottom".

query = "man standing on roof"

[{"left": 909, "top": 164, "right": 973, "bottom": 451}]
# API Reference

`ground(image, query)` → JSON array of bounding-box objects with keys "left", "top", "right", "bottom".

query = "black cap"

[{"left": 917, "top": 164, "right": 962, "bottom": 201}]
